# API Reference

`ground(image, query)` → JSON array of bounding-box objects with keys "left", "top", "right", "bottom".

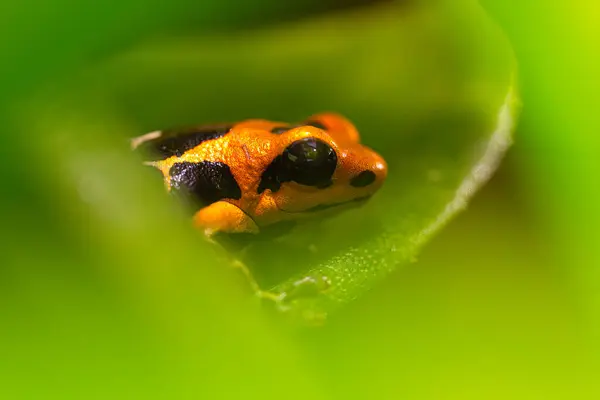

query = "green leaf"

[{"left": 14, "top": 1, "right": 516, "bottom": 325}]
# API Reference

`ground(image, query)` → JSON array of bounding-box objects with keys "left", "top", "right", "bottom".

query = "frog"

[{"left": 131, "top": 112, "right": 387, "bottom": 308}]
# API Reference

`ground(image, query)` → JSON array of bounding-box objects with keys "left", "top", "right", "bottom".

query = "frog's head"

[{"left": 258, "top": 113, "right": 387, "bottom": 216}]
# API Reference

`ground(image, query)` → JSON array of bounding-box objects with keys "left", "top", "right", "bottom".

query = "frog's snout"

[{"left": 339, "top": 146, "right": 387, "bottom": 191}]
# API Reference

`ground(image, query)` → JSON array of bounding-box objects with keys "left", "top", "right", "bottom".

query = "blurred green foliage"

[{"left": 1, "top": 0, "right": 598, "bottom": 399}]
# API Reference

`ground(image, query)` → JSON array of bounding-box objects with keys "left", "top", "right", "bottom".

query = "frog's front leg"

[
  {"left": 193, "top": 200, "right": 259, "bottom": 236},
  {"left": 194, "top": 201, "right": 285, "bottom": 305}
]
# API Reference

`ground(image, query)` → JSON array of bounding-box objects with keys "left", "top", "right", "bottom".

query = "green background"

[{"left": 1, "top": 0, "right": 598, "bottom": 398}]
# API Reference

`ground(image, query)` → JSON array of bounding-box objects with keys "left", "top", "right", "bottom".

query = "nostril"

[{"left": 350, "top": 170, "right": 376, "bottom": 187}]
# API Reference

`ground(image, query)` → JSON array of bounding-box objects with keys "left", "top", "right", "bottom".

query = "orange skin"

[{"left": 135, "top": 113, "right": 387, "bottom": 236}]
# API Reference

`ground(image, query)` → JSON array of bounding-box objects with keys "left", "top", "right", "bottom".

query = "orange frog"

[{"left": 132, "top": 113, "right": 387, "bottom": 304}]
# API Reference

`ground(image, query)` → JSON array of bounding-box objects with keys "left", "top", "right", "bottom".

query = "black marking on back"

[
  {"left": 137, "top": 124, "right": 233, "bottom": 161},
  {"left": 257, "top": 155, "right": 289, "bottom": 194},
  {"left": 270, "top": 126, "right": 291, "bottom": 135},
  {"left": 303, "top": 120, "right": 328, "bottom": 130},
  {"left": 169, "top": 161, "right": 241, "bottom": 210},
  {"left": 270, "top": 120, "right": 327, "bottom": 136}
]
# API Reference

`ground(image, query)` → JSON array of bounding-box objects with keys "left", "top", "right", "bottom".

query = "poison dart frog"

[{"left": 131, "top": 113, "right": 387, "bottom": 305}]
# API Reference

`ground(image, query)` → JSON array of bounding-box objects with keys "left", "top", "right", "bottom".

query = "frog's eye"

[{"left": 282, "top": 138, "right": 337, "bottom": 188}]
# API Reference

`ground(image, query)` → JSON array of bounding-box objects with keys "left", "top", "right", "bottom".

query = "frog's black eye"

[{"left": 282, "top": 138, "right": 337, "bottom": 187}]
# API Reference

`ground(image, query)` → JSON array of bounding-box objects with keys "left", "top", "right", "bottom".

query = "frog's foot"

[
  {"left": 278, "top": 275, "right": 332, "bottom": 304},
  {"left": 230, "top": 257, "right": 332, "bottom": 313},
  {"left": 202, "top": 232, "right": 330, "bottom": 314},
  {"left": 230, "top": 259, "right": 287, "bottom": 307},
  {"left": 202, "top": 231, "right": 282, "bottom": 304},
  {"left": 268, "top": 275, "right": 332, "bottom": 325}
]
